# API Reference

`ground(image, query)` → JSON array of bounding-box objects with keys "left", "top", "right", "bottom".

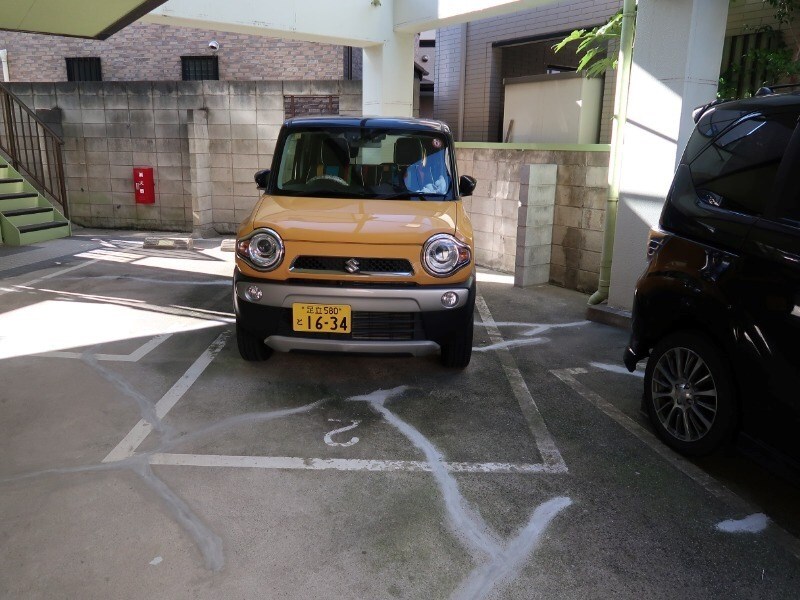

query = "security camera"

[{"left": 208, "top": 40, "right": 220, "bottom": 51}]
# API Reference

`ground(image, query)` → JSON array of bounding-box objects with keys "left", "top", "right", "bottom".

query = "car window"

[
  {"left": 688, "top": 113, "right": 796, "bottom": 216},
  {"left": 274, "top": 128, "right": 454, "bottom": 200}
]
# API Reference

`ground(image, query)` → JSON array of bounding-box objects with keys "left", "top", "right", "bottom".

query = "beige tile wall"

[{"left": 457, "top": 146, "right": 609, "bottom": 293}]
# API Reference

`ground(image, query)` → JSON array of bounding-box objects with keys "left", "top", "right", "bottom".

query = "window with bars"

[
  {"left": 65, "top": 57, "right": 102, "bottom": 82},
  {"left": 719, "top": 30, "right": 782, "bottom": 98},
  {"left": 181, "top": 56, "right": 219, "bottom": 81}
]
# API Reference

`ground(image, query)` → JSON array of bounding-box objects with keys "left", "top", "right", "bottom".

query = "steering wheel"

[{"left": 307, "top": 174, "right": 348, "bottom": 186}]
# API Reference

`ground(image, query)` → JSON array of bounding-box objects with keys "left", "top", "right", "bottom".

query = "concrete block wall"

[
  {"left": 7, "top": 80, "right": 361, "bottom": 234},
  {"left": 456, "top": 145, "right": 610, "bottom": 293},
  {"left": 551, "top": 152, "right": 608, "bottom": 292}
]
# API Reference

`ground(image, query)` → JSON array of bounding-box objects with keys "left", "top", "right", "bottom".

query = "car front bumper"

[{"left": 233, "top": 269, "right": 476, "bottom": 355}]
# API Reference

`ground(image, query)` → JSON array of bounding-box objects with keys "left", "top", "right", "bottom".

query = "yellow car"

[{"left": 233, "top": 117, "right": 477, "bottom": 368}]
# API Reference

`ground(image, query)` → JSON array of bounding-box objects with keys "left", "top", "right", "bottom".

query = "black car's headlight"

[
  {"left": 422, "top": 233, "right": 471, "bottom": 277},
  {"left": 236, "top": 228, "right": 284, "bottom": 271}
]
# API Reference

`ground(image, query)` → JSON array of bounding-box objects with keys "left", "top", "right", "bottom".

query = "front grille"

[
  {"left": 285, "top": 278, "right": 419, "bottom": 288},
  {"left": 277, "top": 309, "right": 422, "bottom": 341},
  {"left": 291, "top": 256, "right": 413, "bottom": 274},
  {"left": 352, "top": 312, "right": 418, "bottom": 340}
]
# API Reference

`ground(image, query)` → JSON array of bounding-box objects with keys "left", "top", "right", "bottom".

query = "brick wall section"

[
  {"left": 456, "top": 146, "right": 609, "bottom": 292},
  {"left": 6, "top": 80, "right": 361, "bottom": 234},
  {"left": 0, "top": 22, "right": 344, "bottom": 82},
  {"left": 436, "top": 0, "right": 622, "bottom": 142}
]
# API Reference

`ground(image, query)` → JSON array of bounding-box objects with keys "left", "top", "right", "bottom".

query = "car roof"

[
  {"left": 716, "top": 92, "right": 800, "bottom": 114},
  {"left": 283, "top": 115, "right": 452, "bottom": 134}
]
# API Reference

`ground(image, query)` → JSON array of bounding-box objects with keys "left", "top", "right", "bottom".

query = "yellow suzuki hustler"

[{"left": 233, "top": 116, "right": 477, "bottom": 368}]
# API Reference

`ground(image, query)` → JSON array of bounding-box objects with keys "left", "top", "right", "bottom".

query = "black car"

[{"left": 625, "top": 90, "right": 800, "bottom": 465}]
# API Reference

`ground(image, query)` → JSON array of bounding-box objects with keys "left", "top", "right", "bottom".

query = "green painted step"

[
  {"left": 18, "top": 221, "right": 69, "bottom": 234},
  {"left": 0, "top": 161, "right": 71, "bottom": 247},
  {"left": 0, "top": 192, "right": 38, "bottom": 201},
  {"left": 2, "top": 206, "right": 54, "bottom": 217}
]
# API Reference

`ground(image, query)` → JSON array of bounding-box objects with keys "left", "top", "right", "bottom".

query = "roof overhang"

[{"left": 0, "top": 0, "right": 168, "bottom": 40}]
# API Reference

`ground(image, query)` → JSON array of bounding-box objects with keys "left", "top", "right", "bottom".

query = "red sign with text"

[{"left": 133, "top": 167, "right": 155, "bottom": 204}]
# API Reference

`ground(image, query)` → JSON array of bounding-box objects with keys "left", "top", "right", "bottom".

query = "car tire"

[
  {"left": 644, "top": 331, "right": 737, "bottom": 456},
  {"left": 440, "top": 313, "right": 474, "bottom": 369},
  {"left": 236, "top": 324, "right": 273, "bottom": 362}
]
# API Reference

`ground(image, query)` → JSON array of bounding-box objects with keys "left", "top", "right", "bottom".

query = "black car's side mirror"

[
  {"left": 254, "top": 169, "right": 270, "bottom": 190},
  {"left": 459, "top": 175, "right": 477, "bottom": 197}
]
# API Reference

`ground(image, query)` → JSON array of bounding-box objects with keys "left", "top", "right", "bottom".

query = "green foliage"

[
  {"left": 763, "top": 0, "right": 798, "bottom": 25},
  {"left": 552, "top": 9, "right": 624, "bottom": 78}
]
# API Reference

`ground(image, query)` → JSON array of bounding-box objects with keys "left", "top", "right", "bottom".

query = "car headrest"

[
  {"left": 394, "top": 137, "right": 424, "bottom": 166},
  {"left": 321, "top": 137, "right": 349, "bottom": 166}
]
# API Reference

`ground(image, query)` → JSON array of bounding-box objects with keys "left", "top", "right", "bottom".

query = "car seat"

[
  {"left": 394, "top": 137, "right": 428, "bottom": 191},
  {"left": 310, "top": 136, "right": 351, "bottom": 182}
]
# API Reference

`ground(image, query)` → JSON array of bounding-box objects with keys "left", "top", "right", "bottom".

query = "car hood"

[{"left": 251, "top": 196, "right": 459, "bottom": 244}]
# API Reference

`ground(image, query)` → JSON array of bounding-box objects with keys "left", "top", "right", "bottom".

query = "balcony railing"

[{"left": 0, "top": 82, "right": 69, "bottom": 219}]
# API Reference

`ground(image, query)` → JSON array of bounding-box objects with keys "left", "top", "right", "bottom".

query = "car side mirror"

[
  {"left": 254, "top": 169, "right": 270, "bottom": 190},
  {"left": 459, "top": 175, "right": 477, "bottom": 197}
]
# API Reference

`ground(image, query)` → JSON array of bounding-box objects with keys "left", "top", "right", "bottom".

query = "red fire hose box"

[{"left": 134, "top": 167, "right": 155, "bottom": 204}]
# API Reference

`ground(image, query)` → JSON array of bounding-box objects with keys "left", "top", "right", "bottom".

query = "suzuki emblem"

[{"left": 345, "top": 258, "right": 360, "bottom": 273}]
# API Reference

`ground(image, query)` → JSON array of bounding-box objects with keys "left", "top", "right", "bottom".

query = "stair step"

[
  {"left": 0, "top": 178, "right": 24, "bottom": 185},
  {"left": 0, "top": 192, "right": 38, "bottom": 201},
  {"left": 17, "top": 221, "right": 69, "bottom": 234},
  {"left": 2, "top": 207, "right": 53, "bottom": 217}
]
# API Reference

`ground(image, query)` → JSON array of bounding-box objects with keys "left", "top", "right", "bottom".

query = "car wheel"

[
  {"left": 440, "top": 312, "right": 474, "bottom": 369},
  {"left": 236, "top": 323, "right": 273, "bottom": 361},
  {"left": 644, "top": 331, "right": 737, "bottom": 456}
]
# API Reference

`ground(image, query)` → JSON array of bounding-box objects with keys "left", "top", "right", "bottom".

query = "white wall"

[{"left": 503, "top": 73, "right": 603, "bottom": 143}]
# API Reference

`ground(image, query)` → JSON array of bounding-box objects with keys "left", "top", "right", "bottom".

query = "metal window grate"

[
  {"left": 284, "top": 95, "right": 340, "bottom": 118},
  {"left": 720, "top": 31, "right": 780, "bottom": 98},
  {"left": 181, "top": 56, "right": 219, "bottom": 81},
  {"left": 65, "top": 57, "right": 102, "bottom": 82}
]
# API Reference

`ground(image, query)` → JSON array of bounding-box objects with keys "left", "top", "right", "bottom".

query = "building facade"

[
  {"left": 0, "top": 21, "right": 362, "bottom": 83},
  {"left": 434, "top": 0, "right": 800, "bottom": 143}
]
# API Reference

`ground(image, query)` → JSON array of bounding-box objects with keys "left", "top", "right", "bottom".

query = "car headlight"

[
  {"left": 422, "top": 233, "right": 471, "bottom": 277},
  {"left": 236, "top": 228, "right": 284, "bottom": 271}
]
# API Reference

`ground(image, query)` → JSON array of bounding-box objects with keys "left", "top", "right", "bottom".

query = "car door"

[{"left": 737, "top": 112, "right": 800, "bottom": 461}]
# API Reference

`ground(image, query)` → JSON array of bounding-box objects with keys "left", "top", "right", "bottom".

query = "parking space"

[{"left": 1, "top": 232, "right": 799, "bottom": 599}]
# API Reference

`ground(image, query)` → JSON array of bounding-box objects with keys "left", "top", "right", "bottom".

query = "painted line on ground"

[
  {"left": 551, "top": 367, "right": 800, "bottom": 560},
  {"left": 103, "top": 331, "right": 231, "bottom": 463},
  {"left": 40, "top": 334, "right": 173, "bottom": 362},
  {"left": 148, "top": 453, "right": 565, "bottom": 474},
  {"left": 0, "top": 259, "right": 99, "bottom": 297},
  {"left": 590, "top": 361, "right": 644, "bottom": 378},
  {"left": 475, "top": 295, "right": 568, "bottom": 474}
]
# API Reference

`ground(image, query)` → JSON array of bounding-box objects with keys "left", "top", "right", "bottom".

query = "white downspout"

[{"left": 0, "top": 50, "right": 9, "bottom": 82}]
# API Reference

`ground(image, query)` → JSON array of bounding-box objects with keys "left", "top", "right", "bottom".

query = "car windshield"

[{"left": 275, "top": 127, "right": 455, "bottom": 200}]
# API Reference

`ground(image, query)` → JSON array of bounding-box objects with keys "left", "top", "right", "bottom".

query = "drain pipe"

[
  {"left": 0, "top": 50, "right": 9, "bottom": 82},
  {"left": 588, "top": 0, "right": 636, "bottom": 305}
]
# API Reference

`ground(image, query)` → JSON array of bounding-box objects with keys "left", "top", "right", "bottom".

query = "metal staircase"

[{"left": 0, "top": 83, "right": 71, "bottom": 246}]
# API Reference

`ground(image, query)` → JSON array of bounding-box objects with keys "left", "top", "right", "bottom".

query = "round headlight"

[
  {"left": 422, "top": 233, "right": 471, "bottom": 277},
  {"left": 241, "top": 228, "right": 284, "bottom": 271}
]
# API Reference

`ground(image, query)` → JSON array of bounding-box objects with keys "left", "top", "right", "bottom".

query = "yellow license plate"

[{"left": 292, "top": 303, "right": 351, "bottom": 334}]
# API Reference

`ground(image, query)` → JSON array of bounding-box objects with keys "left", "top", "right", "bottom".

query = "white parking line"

[
  {"left": 104, "top": 298, "right": 567, "bottom": 476},
  {"left": 148, "top": 453, "right": 566, "bottom": 474},
  {"left": 102, "top": 331, "right": 231, "bottom": 462},
  {"left": 551, "top": 367, "right": 800, "bottom": 560},
  {"left": 40, "top": 334, "right": 172, "bottom": 362},
  {"left": 0, "top": 259, "right": 99, "bottom": 296},
  {"left": 475, "top": 295, "right": 568, "bottom": 474}
]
